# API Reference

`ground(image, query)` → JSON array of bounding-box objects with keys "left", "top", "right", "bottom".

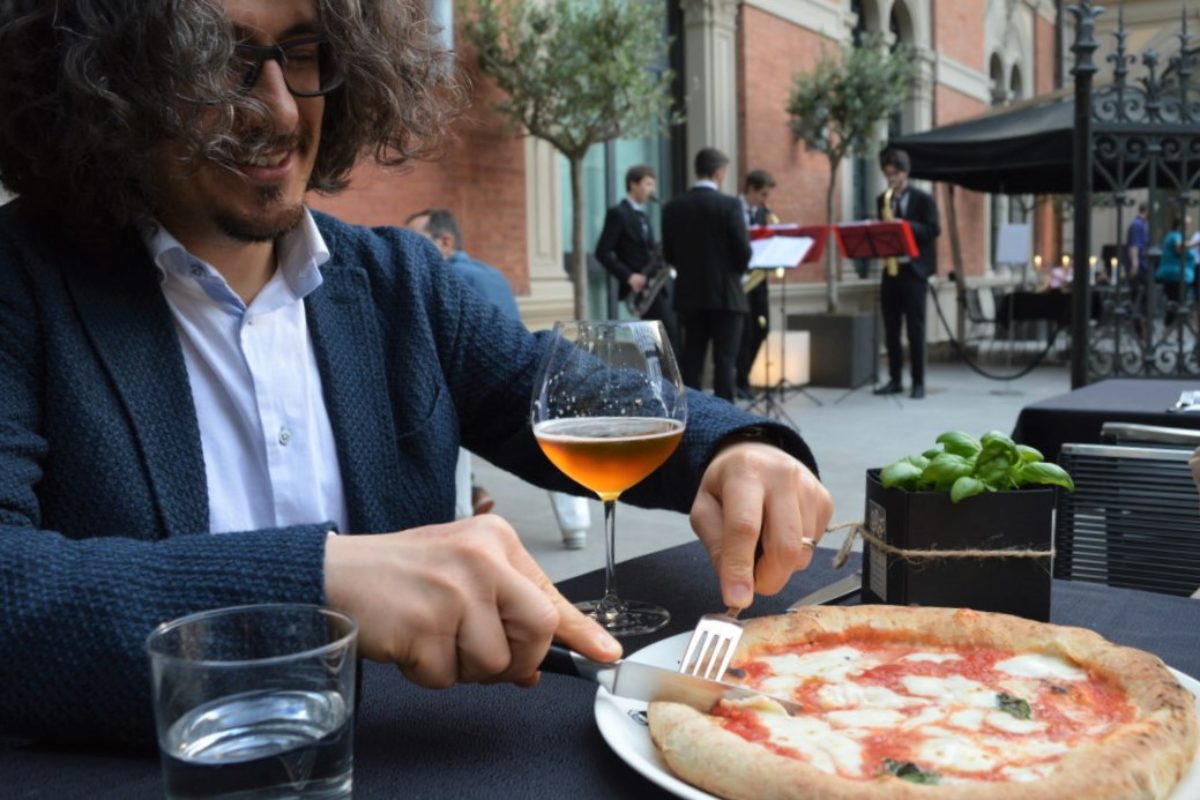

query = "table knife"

[
  {"left": 540, "top": 645, "right": 802, "bottom": 713},
  {"left": 786, "top": 571, "right": 862, "bottom": 610}
]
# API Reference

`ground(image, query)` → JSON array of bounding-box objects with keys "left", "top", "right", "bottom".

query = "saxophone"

[
  {"left": 743, "top": 210, "right": 782, "bottom": 293},
  {"left": 625, "top": 244, "right": 674, "bottom": 317}
]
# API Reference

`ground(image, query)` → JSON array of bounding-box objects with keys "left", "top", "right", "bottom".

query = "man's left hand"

[{"left": 689, "top": 442, "right": 833, "bottom": 609}]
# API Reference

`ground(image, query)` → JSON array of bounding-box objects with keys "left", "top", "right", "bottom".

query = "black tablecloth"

[
  {"left": 1012, "top": 377, "right": 1200, "bottom": 463},
  {"left": 5, "top": 542, "right": 1200, "bottom": 799}
]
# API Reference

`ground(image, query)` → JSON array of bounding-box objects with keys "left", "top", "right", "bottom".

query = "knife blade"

[
  {"left": 786, "top": 571, "right": 862, "bottom": 610},
  {"left": 540, "top": 644, "right": 802, "bottom": 713}
]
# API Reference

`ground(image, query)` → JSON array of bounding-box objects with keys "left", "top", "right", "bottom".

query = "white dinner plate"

[{"left": 594, "top": 631, "right": 1200, "bottom": 800}]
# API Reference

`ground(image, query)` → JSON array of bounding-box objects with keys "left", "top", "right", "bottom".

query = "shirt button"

[{"left": 278, "top": 428, "right": 292, "bottom": 446}]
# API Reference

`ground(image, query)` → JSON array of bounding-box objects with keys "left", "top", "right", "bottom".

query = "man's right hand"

[
  {"left": 323, "top": 516, "right": 622, "bottom": 688},
  {"left": 628, "top": 273, "right": 648, "bottom": 293}
]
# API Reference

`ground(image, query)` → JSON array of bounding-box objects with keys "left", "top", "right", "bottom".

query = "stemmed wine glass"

[{"left": 531, "top": 320, "right": 687, "bottom": 637}]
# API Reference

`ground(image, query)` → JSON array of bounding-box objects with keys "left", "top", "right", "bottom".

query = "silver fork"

[{"left": 678, "top": 607, "right": 745, "bottom": 682}]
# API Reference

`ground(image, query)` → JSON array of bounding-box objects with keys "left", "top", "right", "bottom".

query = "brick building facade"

[{"left": 310, "top": 0, "right": 1067, "bottom": 330}]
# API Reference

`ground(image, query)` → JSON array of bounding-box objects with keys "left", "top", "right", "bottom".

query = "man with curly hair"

[{"left": 0, "top": 0, "right": 832, "bottom": 745}]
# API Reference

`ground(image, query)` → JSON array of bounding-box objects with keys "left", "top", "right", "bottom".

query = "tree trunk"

[
  {"left": 569, "top": 155, "right": 589, "bottom": 320},
  {"left": 824, "top": 159, "right": 840, "bottom": 314}
]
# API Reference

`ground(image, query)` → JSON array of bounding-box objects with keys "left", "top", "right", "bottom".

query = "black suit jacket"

[
  {"left": 662, "top": 186, "right": 752, "bottom": 313},
  {"left": 595, "top": 199, "right": 655, "bottom": 300},
  {"left": 877, "top": 185, "right": 940, "bottom": 280}
]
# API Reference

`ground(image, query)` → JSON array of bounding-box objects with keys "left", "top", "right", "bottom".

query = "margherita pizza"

[{"left": 648, "top": 606, "right": 1198, "bottom": 799}]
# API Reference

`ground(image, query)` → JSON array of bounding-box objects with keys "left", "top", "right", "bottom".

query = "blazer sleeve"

[
  {"left": 907, "top": 190, "right": 941, "bottom": 246},
  {"left": 594, "top": 206, "right": 633, "bottom": 284},
  {"left": 432, "top": 253, "right": 818, "bottom": 511},
  {"left": 0, "top": 251, "right": 332, "bottom": 746}
]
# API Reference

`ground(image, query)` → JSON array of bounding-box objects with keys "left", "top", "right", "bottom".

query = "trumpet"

[{"left": 625, "top": 246, "right": 674, "bottom": 317}]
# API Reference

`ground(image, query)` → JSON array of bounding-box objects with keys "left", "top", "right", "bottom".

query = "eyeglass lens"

[{"left": 234, "top": 37, "right": 342, "bottom": 97}]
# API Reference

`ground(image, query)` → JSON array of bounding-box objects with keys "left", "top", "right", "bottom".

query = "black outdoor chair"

[{"left": 1055, "top": 422, "right": 1200, "bottom": 598}]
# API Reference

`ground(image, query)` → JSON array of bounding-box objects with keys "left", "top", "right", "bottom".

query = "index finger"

[
  {"left": 718, "top": 473, "right": 765, "bottom": 610},
  {"left": 504, "top": 538, "right": 623, "bottom": 664}
]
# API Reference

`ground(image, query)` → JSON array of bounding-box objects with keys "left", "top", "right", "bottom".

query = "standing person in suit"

[
  {"left": 873, "top": 148, "right": 940, "bottom": 400},
  {"left": 594, "top": 164, "right": 680, "bottom": 354},
  {"left": 662, "top": 148, "right": 753, "bottom": 401},
  {"left": 735, "top": 169, "right": 778, "bottom": 400}
]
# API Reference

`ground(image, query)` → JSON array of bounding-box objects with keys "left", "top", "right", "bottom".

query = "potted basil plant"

[{"left": 862, "top": 431, "right": 1074, "bottom": 622}]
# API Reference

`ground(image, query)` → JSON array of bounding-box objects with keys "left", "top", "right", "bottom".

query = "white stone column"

[
  {"left": 679, "top": 0, "right": 741, "bottom": 191},
  {"left": 519, "top": 137, "right": 573, "bottom": 330}
]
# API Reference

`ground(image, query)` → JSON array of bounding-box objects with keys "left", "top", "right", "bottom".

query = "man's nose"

[{"left": 252, "top": 60, "right": 300, "bottom": 132}]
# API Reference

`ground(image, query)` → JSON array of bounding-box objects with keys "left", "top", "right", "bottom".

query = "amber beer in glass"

[{"left": 531, "top": 321, "right": 687, "bottom": 636}]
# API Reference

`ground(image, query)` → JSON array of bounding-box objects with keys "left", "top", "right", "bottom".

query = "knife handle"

[{"left": 540, "top": 644, "right": 609, "bottom": 683}]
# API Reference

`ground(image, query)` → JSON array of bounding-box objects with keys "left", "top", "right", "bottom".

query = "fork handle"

[{"left": 540, "top": 644, "right": 609, "bottom": 683}]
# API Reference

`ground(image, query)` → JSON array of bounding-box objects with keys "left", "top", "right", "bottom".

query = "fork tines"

[{"left": 679, "top": 611, "right": 744, "bottom": 681}]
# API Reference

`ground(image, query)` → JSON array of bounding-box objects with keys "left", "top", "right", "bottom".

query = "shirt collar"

[
  {"left": 694, "top": 180, "right": 719, "bottom": 191},
  {"left": 139, "top": 209, "right": 329, "bottom": 304},
  {"left": 623, "top": 196, "right": 645, "bottom": 213}
]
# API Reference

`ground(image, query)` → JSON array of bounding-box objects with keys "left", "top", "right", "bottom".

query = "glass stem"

[{"left": 600, "top": 498, "right": 621, "bottom": 613}]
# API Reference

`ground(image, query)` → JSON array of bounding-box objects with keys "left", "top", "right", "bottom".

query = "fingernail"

[
  {"left": 595, "top": 630, "right": 621, "bottom": 656},
  {"left": 729, "top": 582, "right": 753, "bottom": 607}
]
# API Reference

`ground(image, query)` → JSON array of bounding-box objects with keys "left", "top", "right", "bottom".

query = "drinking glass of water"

[{"left": 146, "top": 604, "right": 358, "bottom": 800}]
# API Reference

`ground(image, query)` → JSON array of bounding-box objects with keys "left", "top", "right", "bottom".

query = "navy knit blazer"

[{"left": 0, "top": 201, "right": 817, "bottom": 744}]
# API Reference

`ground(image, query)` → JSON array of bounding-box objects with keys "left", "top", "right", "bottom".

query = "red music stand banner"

[
  {"left": 749, "top": 224, "right": 829, "bottom": 263},
  {"left": 834, "top": 221, "right": 918, "bottom": 260}
]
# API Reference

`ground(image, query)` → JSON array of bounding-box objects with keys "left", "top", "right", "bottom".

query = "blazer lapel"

[
  {"left": 64, "top": 232, "right": 208, "bottom": 537},
  {"left": 305, "top": 262, "right": 405, "bottom": 534}
]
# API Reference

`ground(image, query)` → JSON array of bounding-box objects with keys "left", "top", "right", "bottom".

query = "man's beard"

[{"left": 213, "top": 184, "right": 305, "bottom": 243}]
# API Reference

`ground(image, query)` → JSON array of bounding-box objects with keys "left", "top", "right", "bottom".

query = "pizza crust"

[{"left": 648, "top": 606, "right": 1198, "bottom": 800}]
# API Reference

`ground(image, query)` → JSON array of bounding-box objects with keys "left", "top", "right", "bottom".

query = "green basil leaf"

[
  {"left": 980, "top": 430, "right": 1017, "bottom": 451},
  {"left": 974, "top": 450, "right": 1016, "bottom": 488},
  {"left": 950, "top": 475, "right": 986, "bottom": 503},
  {"left": 903, "top": 454, "right": 931, "bottom": 471},
  {"left": 997, "top": 692, "right": 1032, "bottom": 720},
  {"left": 935, "top": 431, "right": 981, "bottom": 458},
  {"left": 921, "top": 453, "right": 973, "bottom": 491},
  {"left": 881, "top": 758, "right": 941, "bottom": 785},
  {"left": 921, "top": 447, "right": 944, "bottom": 460},
  {"left": 1015, "top": 461, "right": 1076, "bottom": 491},
  {"left": 880, "top": 461, "right": 923, "bottom": 490},
  {"left": 1016, "top": 444, "right": 1044, "bottom": 463}
]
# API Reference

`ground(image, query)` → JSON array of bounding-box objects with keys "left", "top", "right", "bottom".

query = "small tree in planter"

[
  {"left": 461, "top": 0, "right": 678, "bottom": 320},
  {"left": 786, "top": 34, "right": 917, "bottom": 313},
  {"left": 863, "top": 431, "right": 1074, "bottom": 621}
]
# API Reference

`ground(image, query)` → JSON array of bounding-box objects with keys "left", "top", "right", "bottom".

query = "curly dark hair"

[{"left": 0, "top": 0, "right": 464, "bottom": 233}]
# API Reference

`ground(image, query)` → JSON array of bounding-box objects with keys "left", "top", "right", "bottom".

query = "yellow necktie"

[{"left": 882, "top": 187, "right": 899, "bottom": 277}]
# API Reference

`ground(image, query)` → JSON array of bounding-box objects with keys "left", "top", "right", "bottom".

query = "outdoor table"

[
  {"left": 4, "top": 541, "right": 1200, "bottom": 799},
  {"left": 1012, "top": 377, "right": 1200, "bottom": 463}
]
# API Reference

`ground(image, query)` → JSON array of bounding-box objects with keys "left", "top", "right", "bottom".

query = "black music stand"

[
  {"left": 830, "top": 220, "right": 919, "bottom": 404},
  {"left": 742, "top": 228, "right": 821, "bottom": 425}
]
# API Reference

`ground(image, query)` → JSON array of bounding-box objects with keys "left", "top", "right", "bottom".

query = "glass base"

[{"left": 574, "top": 598, "right": 670, "bottom": 637}]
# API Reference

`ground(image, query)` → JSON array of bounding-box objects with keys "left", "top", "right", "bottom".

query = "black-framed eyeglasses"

[{"left": 231, "top": 35, "right": 344, "bottom": 98}]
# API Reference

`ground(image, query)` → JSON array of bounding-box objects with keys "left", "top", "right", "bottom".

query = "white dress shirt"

[{"left": 141, "top": 212, "right": 348, "bottom": 535}]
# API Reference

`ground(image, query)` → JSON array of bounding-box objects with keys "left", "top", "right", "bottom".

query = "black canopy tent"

[{"left": 885, "top": 91, "right": 1078, "bottom": 195}]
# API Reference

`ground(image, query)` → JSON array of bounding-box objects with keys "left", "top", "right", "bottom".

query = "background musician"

[
  {"left": 735, "top": 169, "right": 778, "bottom": 400},
  {"left": 595, "top": 164, "right": 680, "bottom": 353}
]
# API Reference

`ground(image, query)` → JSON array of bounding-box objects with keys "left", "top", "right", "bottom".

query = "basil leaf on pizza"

[{"left": 648, "top": 607, "right": 1198, "bottom": 800}]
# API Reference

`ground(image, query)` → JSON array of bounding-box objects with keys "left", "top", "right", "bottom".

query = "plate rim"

[{"left": 593, "top": 631, "right": 1200, "bottom": 800}]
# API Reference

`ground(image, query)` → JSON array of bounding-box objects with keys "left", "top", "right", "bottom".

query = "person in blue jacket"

[
  {"left": 0, "top": 0, "right": 832, "bottom": 744},
  {"left": 406, "top": 208, "right": 592, "bottom": 547},
  {"left": 1155, "top": 216, "right": 1197, "bottom": 323}
]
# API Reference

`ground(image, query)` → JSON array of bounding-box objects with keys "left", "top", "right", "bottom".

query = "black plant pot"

[{"left": 862, "top": 469, "right": 1055, "bottom": 621}]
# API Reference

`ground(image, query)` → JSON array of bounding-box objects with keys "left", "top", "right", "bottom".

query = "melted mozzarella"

[
  {"left": 917, "top": 737, "right": 1001, "bottom": 773},
  {"left": 757, "top": 714, "right": 864, "bottom": 776},
  {"left": 984, "top": 711, "right": 1046, "bottom": 735},
  {"left": 1003, "top": 764, "right": 1056, "bottom": 783},
  {"left": 901, "top": 706, "right": 947, "bottom": 730},
  {"left": 818, "top": 681, "right": 924, "bottom": 710},
  {"left": 825, "top": 708, "right": 907, "bottom": 728},
  {"left": 982, "top": 735, "right": 1070, "bottom": 761},
  {"left": 759, "top": 647, "right": 878, "bottom": 686},
  {"left": 994, "top": 654, "right": 1087, "bottom": 682},
  {"left": 900, "top": 675, "right": 998, "bottom": 708},
  {"left": 947, "top": 708, "right": 986, "bottom": 731}
]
